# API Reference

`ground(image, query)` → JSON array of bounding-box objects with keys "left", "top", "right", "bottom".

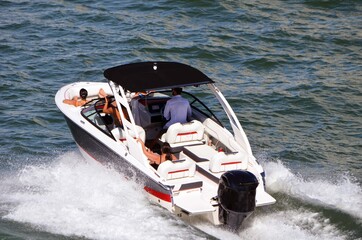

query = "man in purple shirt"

[{"left": 163, "top": 88, "right": 192, "bottom": 129}]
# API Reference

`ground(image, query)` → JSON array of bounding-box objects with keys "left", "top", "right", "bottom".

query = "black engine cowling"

[{"left": 218, "top": 170, "right": 259, "bottom": 231}]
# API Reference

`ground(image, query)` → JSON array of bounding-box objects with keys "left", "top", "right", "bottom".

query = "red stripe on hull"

[{"left": 144, "top": 186, "right": 172, "bottom": 203}]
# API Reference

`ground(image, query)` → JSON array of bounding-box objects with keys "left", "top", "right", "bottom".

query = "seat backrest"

[
  {"left": 209, "top": 151, "right": 248, "bottom": 173},
  {"left": 111, "top": 126, "right": 149, "bottom": 167},
  {"left": 161, "top": 120, "right": 205, "bottom": 144},
  {"left": 157, "top": 158, "right": 196, "bottom": 180},
  {"left": 112, "top": 125, "right": 146, "bottom": 143}
]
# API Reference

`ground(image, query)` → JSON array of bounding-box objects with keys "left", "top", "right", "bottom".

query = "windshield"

[
  {"left": 158, "top": 85, "right": 231, "bottom": 130},
  {"left": 81, "top": 99, "right": 114, "bottom": 138}
]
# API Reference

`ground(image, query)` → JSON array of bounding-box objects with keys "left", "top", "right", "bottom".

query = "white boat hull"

[{"left": 55, "top": 62, "right": 276, "bottom": 230}]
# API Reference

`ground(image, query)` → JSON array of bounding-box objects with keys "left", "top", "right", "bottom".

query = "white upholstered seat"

[
  {"left": 111, "top": 125, "right": 146, "bottom": 143},
  {"left": 209, "top": 151, "right": 248, "bottom": 173},
  {"left": 157, "top": 158, "right": 196, "bottom": 180},
  {"left": 160, "top": 120, "right": 205, "bottom": 147}
]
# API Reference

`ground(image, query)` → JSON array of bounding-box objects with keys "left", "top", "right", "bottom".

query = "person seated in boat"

[
  {"left": 63, "top": 88, "right": 89, "bottom": 107},
  {"left": 136, "top": 138, "right": 177, "bottom": 167},
  {"left": 163, "top": 87, "right": 192, "bottom": 129},
  {"left": 98, "top": 88, "right": 129, "bottom": 127},
  {"left": 148, "top": 87, "right": 192, "bottom": 148}
]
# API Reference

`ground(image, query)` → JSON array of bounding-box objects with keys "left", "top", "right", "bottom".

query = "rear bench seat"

[
  {"left": 209, "top": 151, "right": 248, "bottom": 173},
  {"left": 157, "top": 158, "right": 196, "bottom": 180}
]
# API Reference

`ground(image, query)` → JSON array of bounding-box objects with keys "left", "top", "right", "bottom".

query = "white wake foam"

[
  {"left": 0, "top": 151, "right": 204, "bottom": 240},
  {"left": 196, "top": 209, "right": 345, "bottom": 240},
  {"left": 264, "top": 160, "right": 362, "bottom": 220},
  {"left": 0, "top": 152, "right": 357, "bottom": 240}
]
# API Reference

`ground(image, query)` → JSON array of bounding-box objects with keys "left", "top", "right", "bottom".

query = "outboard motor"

[{"left": 218, "top": 170, "right": 259, "bottom": 231}]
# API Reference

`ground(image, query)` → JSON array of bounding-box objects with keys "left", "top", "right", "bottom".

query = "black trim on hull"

[{"left": 63, "top": 115, "right": 173, "bottom": 199}]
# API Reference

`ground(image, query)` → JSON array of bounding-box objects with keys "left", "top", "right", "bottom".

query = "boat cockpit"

[
  {"left": 79, "top": 86, "right": 249, "bottom": 179},
  {"left": 81, "top": 88, "right": 224, "bottom": 145}
]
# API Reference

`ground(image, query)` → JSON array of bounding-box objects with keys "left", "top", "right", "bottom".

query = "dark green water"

[{"left": 0, "top": 1, "right": 361, "bottom": 239}]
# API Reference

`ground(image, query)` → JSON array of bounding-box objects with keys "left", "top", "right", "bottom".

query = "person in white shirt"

[{"left": 163, "top": 87, "right": 192, "bottom": 129}]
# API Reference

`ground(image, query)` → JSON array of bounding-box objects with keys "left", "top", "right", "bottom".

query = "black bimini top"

[{"left": 103, "top": 61, "right": 214, "bottom": 92}]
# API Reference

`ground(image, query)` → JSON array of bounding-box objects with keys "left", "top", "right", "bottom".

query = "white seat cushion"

[
  {"left": 161, "top": 120, "right": 204, "bottom": 146},
  {"left": 112, "top": 125, "right": 146, "bottom": 143},
  {"left": 157, "top": 158, "right": 196, "bottom": 180},
  {"left": 209, "top": 151, "right": 248, "bottom": 173}
]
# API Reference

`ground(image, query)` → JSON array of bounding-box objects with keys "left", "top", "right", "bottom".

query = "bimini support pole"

[
  {"left": 108, "top": 81, "right": 137, "bottom": 138},
  {"left": 108, "top": 81, "right": 149, "bottom": 167},
  {"left": 208, "top": 83, "right": 253, "bottom": 155}
]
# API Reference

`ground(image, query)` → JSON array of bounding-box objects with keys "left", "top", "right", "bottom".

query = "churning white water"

[
  {"left": 264, "top": 160, "right": 362, "bottom": 220},
  {"left": 0, "top": 151, "right": 357, "bottom": 240},
  {"left": 0, "top": 152, "right": 202, "bottom": 240}
]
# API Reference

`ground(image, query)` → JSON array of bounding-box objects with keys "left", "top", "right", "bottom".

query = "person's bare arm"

[
  {"left": 63, "top": 96, "right": 78, "bottom": 106},
  {"left": 103, "top": 97, "right": 112, "bottom": 114},
  {"left": 136, "top": 138, "right": 160, "bottom": 164}
]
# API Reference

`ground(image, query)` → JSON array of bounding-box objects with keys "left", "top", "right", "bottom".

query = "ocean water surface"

[{"left": 0, "top": 1, "right": 361, "bottom": 239}]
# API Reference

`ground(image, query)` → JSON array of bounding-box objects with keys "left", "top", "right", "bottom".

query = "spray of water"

[
  {"left": 194, "top": 159, "right": 358, "bottom": 240},
  {"left": 196, "top": 209, "right": 345, "bottom": 240},
  {"left": 0, "top": 152, "right": 358, "bottom": 240},
  {"left": 0, "top": 151, "right": 205, "bottom": 240},
  {"left": 264, "top": 160, "right": 362, "bottom": 220}
]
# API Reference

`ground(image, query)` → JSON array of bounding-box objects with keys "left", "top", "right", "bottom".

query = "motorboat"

[{"left": 55, "top": 61, "right": 276, "bottom": 231}]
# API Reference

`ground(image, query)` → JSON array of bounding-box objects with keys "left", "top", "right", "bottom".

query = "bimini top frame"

[
  {"left": 103, "top": 61, "right": 214, "bottom": 92},
  {"left": 105, "top": 61, "right": 253, "bottom": 156}
]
